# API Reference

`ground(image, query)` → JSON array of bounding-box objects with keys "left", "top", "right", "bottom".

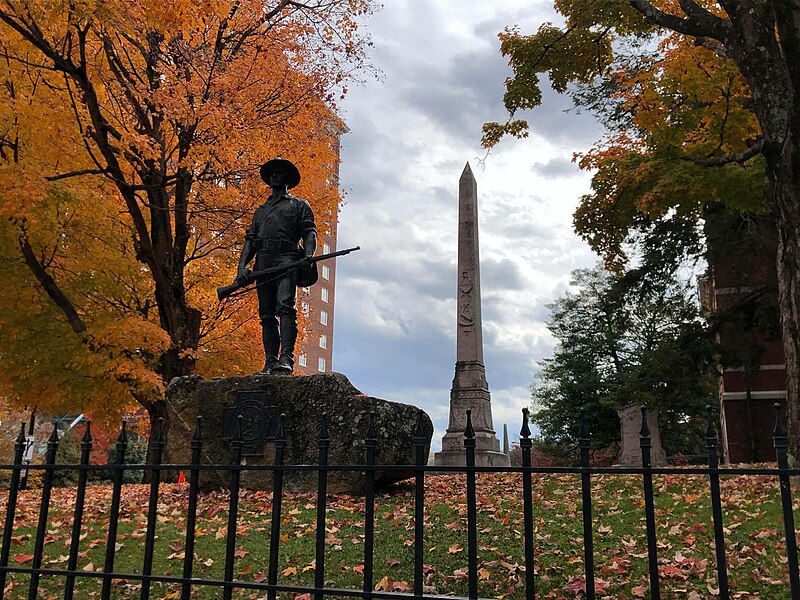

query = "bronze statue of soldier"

[{"left": 235, "top": 158, "right": 316, "bottom": 374}]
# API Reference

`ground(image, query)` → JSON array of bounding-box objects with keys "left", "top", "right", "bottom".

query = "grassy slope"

[{"left": 0, "top": 472, "right": 796, "bottom": 599}]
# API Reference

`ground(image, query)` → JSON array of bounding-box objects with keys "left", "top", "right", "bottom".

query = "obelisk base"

[
  {"left": 435, "top": 360, "right": 509, "bottom": 467},
  {"left": 434, "top": 434, "right": 510, "bottom": 467}
]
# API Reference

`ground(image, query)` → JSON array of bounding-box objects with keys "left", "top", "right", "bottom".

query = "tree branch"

[
  {"left": 629, "top": 0, "right": 730, "bottom": 40},
  {"left": 45, "top": 168, "right": 106, "bottom": 181},
  {"left": 682, "top": 138, "right": 764, "bottom": 167},
  {"left": 17, "top": 226, "right": 86, "bottom": 335}
]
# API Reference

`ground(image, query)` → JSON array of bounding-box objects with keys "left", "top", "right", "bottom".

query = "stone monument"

[
  {"left": 434, "top": 163, "right": 509, "bottom": 467},
  {"left": 165, "top": 372, "right": 433, "bottom": 493},
  {"left": 615, "top": 405, "right": 667, "bottom": 467}
]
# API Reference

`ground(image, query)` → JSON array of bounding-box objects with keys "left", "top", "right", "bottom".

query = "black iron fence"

[{"left": 0, "top": 405, "right": 798, "bottom": 600}]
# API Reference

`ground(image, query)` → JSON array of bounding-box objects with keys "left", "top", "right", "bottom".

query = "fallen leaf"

[{"left": 375, "top": 576, "right": 393, "bottom": 591}]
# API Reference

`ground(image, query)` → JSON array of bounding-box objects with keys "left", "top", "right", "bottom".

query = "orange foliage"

[{"left": 0, "top": 1, "right": 372, "bottom": 423}]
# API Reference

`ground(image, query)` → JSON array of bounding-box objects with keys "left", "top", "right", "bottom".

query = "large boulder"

[{"left": 164, "top": 372, "right": 433, "bottom": 494}]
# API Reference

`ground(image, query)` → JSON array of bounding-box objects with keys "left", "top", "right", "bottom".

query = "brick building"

[
  {"left": 700, "top": 210, "right": 785, "bottom": 463},
  {"left": 295, "top": 234, "right": 338, "bottom": 375},
  {"left": 294, "top": 119, "right": 346, "bottom": 375}
]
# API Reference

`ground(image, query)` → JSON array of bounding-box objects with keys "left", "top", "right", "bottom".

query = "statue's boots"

[
  {"left": 260, "top": 318, "right": 280, "bottom": 374},
  {"left": 272, "top": 316, "right": 297, "bottom": 374}
]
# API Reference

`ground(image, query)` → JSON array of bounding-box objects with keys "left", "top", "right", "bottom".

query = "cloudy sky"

[{"left": 331, "top": 1, "right": 602, "bottom": 451}]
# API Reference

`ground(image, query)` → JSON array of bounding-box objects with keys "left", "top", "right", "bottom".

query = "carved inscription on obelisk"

[{"left": 435, "top": 163, "right": 508, "bottom": 467}]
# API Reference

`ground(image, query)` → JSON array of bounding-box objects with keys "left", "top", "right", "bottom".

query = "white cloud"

[{"left": 332, "top": 0, "right": 600, "bottom": 449}]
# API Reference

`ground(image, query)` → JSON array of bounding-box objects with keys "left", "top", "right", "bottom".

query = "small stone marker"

[{"left": 616, "top": 405, "right": 667, "bottom": 467}]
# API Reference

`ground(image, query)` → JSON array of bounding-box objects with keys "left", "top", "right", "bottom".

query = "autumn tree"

[
  {"left": 485, "top": 1, "right": 800, "bottom": 451},
  {"left": 0, "top": 1, "right": 372, "bottom": 440}
]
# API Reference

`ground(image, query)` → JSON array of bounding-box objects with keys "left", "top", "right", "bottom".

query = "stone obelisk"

[{"left": 435, "top": 163, "right": 508, "bottom": 467}]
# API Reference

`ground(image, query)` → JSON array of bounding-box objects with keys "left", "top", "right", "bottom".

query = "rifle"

[{"left": 216, "top": 246, "right": 360, "bottom": 301}]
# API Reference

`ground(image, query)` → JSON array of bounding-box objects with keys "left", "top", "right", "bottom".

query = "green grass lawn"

[{"left": 0, "top": 471, "right": 797, "bottom": 599}]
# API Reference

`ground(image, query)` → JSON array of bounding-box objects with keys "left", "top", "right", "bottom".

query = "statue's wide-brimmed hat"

[{"left": 260, "top": 157, "right": 301, "bottom": 188}]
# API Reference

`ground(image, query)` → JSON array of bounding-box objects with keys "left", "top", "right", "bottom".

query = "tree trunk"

[{"left": 767, "top": 136, "right": 800, "bottom": 458}]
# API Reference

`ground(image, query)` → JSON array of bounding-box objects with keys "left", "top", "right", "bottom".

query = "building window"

[
  {"left": 319, "top": 334, "right": 327, "bottom": 349},
  {"left": 321, "top": 287, "right": 329, "bottom": 302},
  {"left": 322, "top": 265, "right": 330, "bottom": 280},
  {"left": 323, "top": 242, "right": 331, "bottom": 254},
  {"left": 298, "top": 354, "right": 307, "bottom": 367},
  {"left": 301, "top": 301, "right": 309, "bottom": 316},
  {"left": 320, "top": 310, "right": 328, "bottom": 326},
  {"left": 318, "top": 357, "right": 326, "bottom": 372}
]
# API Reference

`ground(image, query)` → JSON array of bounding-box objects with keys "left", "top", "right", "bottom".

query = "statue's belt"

[{"left": 254, "top": 239, "right": 297, "bottom": 253}]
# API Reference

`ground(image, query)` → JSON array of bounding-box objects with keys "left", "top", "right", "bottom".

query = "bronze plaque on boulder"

[{"left": 222, "top": 391, "right": 279, "bottom": 457}]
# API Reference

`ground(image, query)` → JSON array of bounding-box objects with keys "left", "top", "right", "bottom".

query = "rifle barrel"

[{"left": 216, "top": 245, "right": 360, "bottom": 301}]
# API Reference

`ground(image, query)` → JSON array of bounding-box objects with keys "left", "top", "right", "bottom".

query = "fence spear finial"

[
  {"left": 82, "top": 420, "right": 93, "bottom": 444},
  {"left": 117, "top": 420, "right": 128, "bottom": 444},
  {"left": 520, "top": 407, "right": 531, "bottom": 438},
  {"left": 578, "top": 408, "right": 589, "bottom": 440},
  {"left": 276, "top": 413, "right": 285, "bottom": 442},
  {"left": 706, "top": 405, "right": 716, "bottom": 440},
  {"left": 16, "top": 422, "right": 26, "bottom": 444},
  {"left": 464, "top": 410, "right": 475, "bottom": 439},
  {"left": 774, "top": 402, "right": 787, "bottom": 438},
  {"left": 639, "top": 406, "right": 650, "bottom": 438},
  {"left": 193, "top": 416, "right": 203, "bottom": 441},
  {"left": 48, "top": 423, "right": 59, "bottom": 444},
  {"left": 318, "top": 414, "right": 329, "bottom": 443}
]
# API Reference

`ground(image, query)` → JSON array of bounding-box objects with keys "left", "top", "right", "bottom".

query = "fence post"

[
  {"left": 639, "top": 407, "right": 661, "bottom": 600},
  {"left": 140, "top": 418, "right": 165, "bottom": 600},
  {"left": 181, "top": 416, "right": 204, "bottom": 600},
  {"left": 413, "top": 411, "right": 427, "bottom": 599},
  {"left": 578, "top": 409, "right": 595, "bottom": 600},
  {"left": 773, "top": 403, "right": 800, "bottom": 598},
  {"left": 223, "top": 416, "right": 243, "bottom": 600},
  {"left": 464, "top": 410, "right": 478, "bottom": 600},
  {"left": 314, "top": 415, "right": 330, "bottom": 600},
  {"left": 65, "top": 421, "right": 93, "bottom": 600},
  {"left": 27, "top": 425, "right": 60, "bottom": 600},
  {"left": 519, "top": 408, "right": 536, "bottom": 600},
  {"left": 705, "top": 406, "right": 729, "bottom": 599},
  {"left": 101, "top": 421, "right": 128, "bottom": 600},
  {"left": 0, "top": 424, "right": 26, "bottom": 600},
  {"left": 362, "top": 413, "right": 377, "bottom": 600},
  {"left": 267, "top": 414, "right": 286, "bottom": 600}
]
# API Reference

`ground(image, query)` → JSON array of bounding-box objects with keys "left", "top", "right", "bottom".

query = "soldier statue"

[{"left": 235, "top": 157, "right": 316, "bottom": 374}]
